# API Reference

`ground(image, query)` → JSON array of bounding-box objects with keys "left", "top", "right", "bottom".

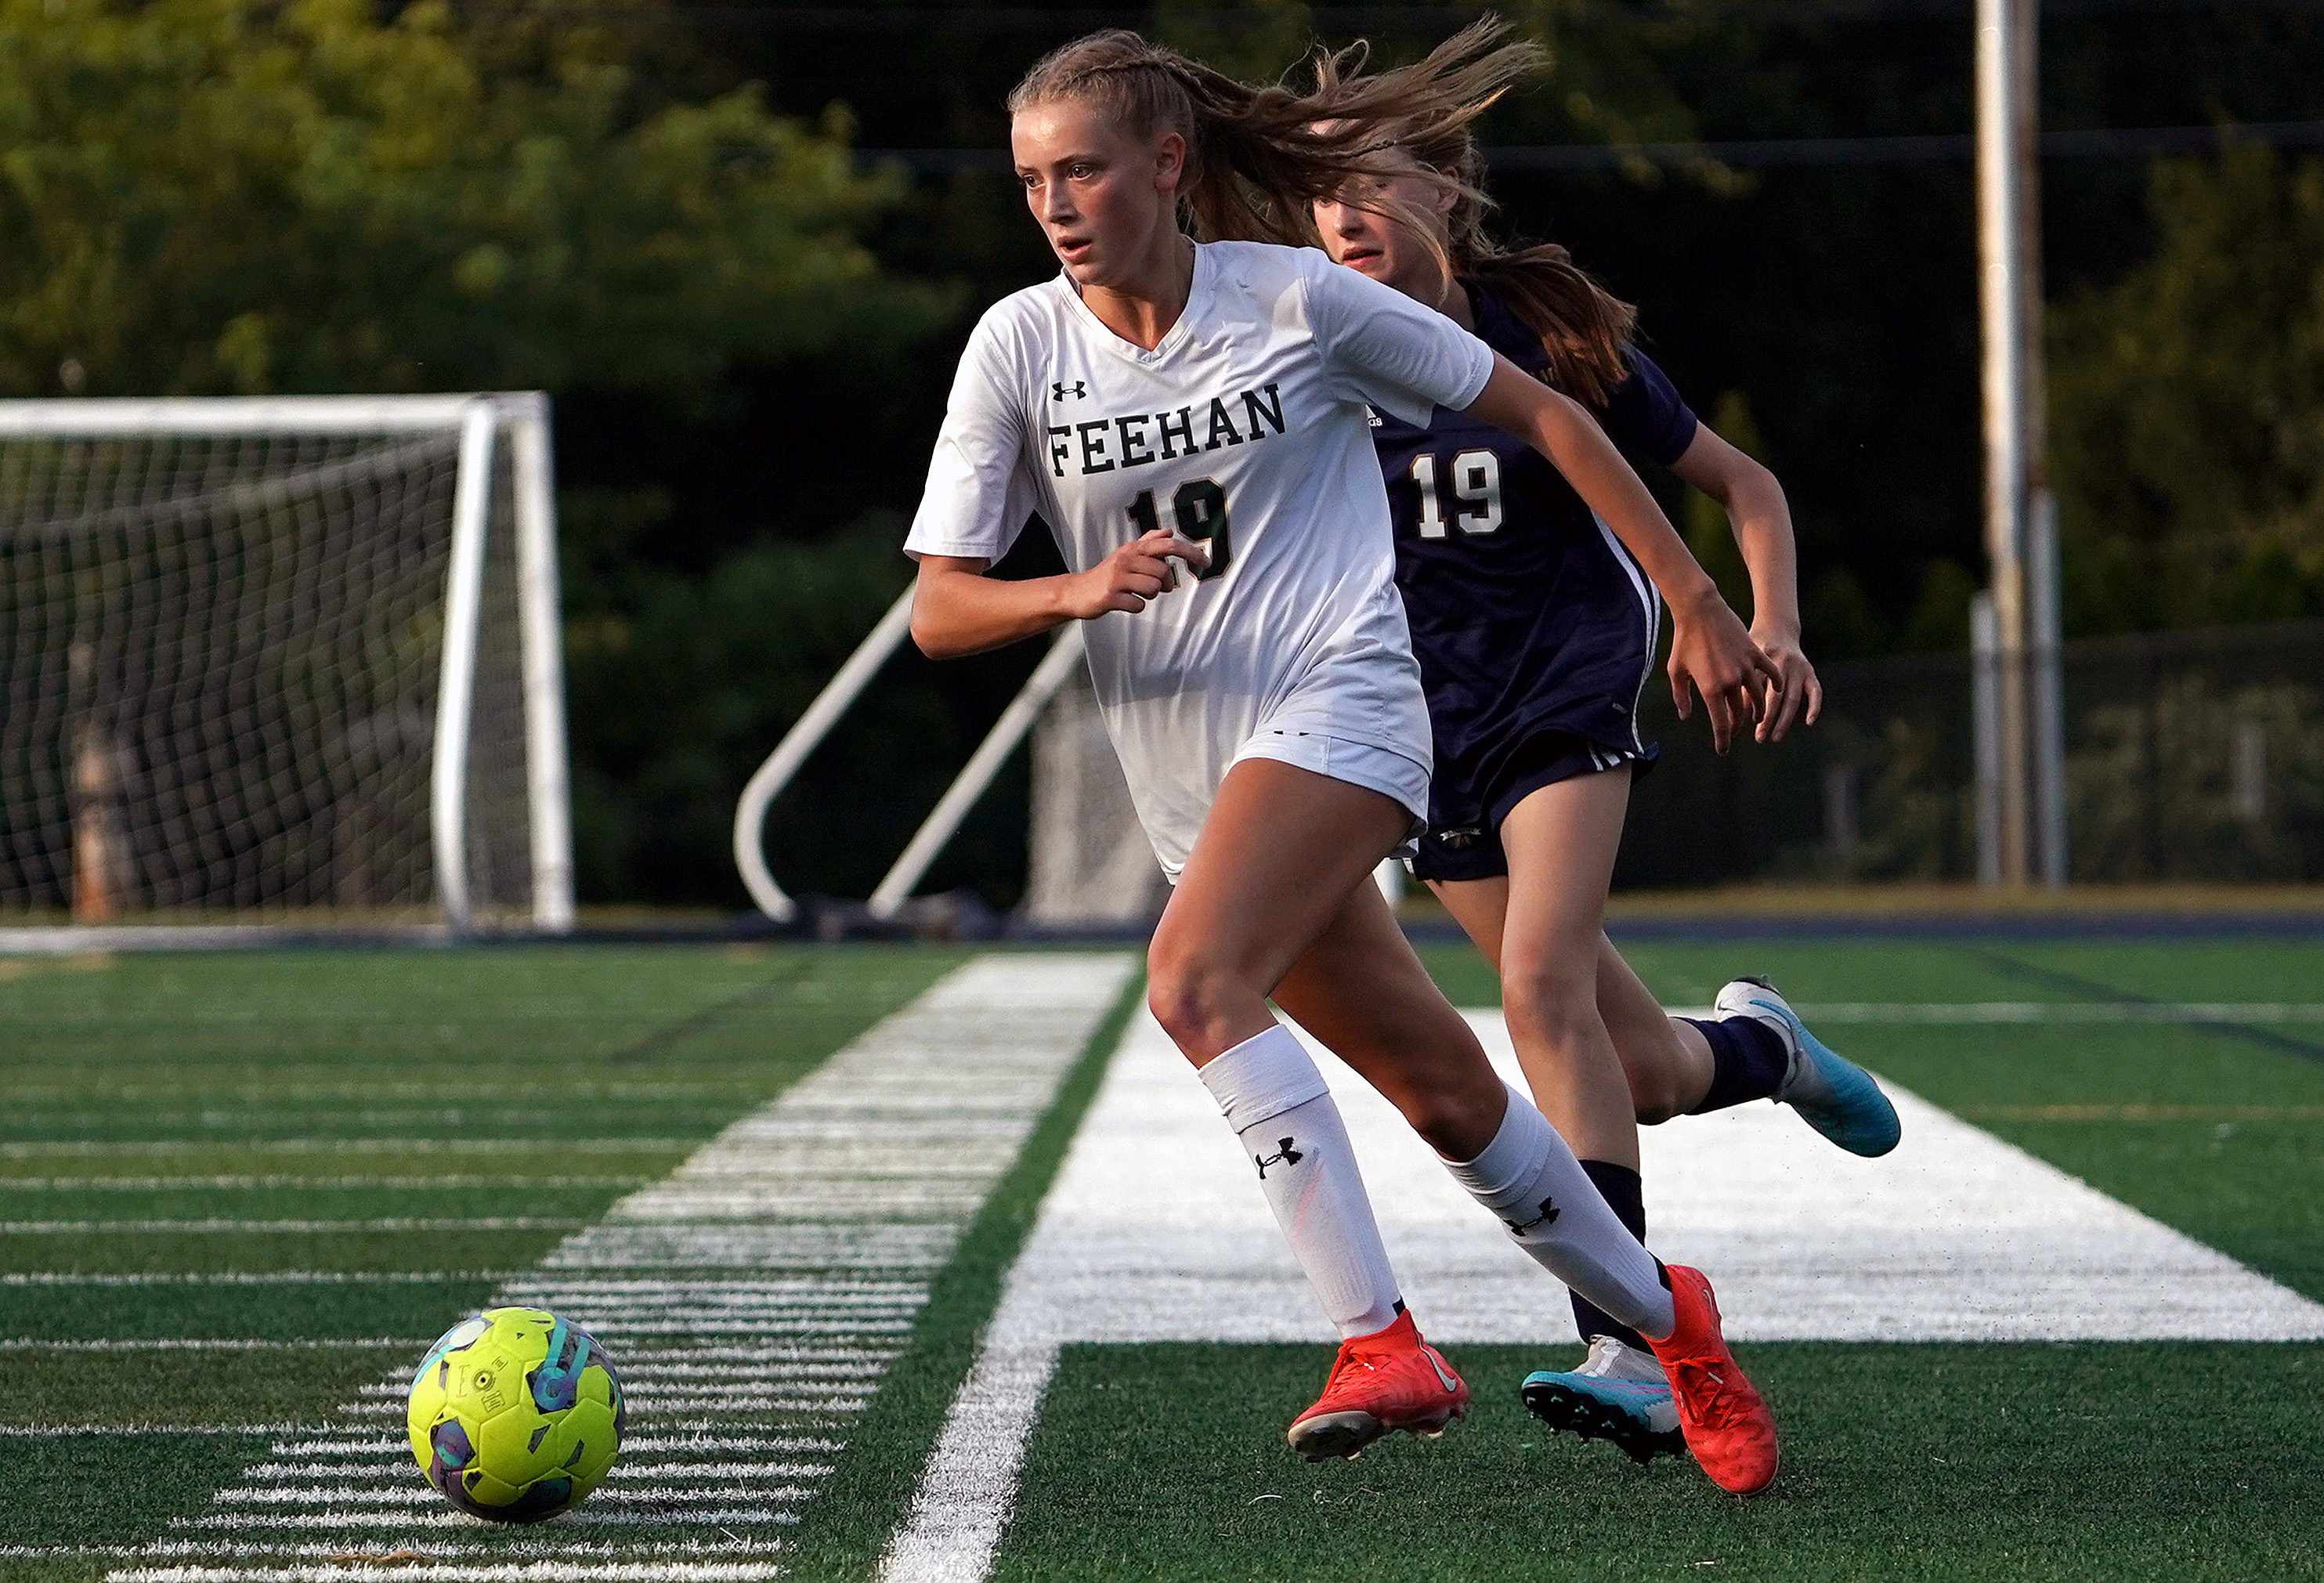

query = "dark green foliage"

[{"left": 2051, "top": 148, "right": 2324, "bottom": 636}]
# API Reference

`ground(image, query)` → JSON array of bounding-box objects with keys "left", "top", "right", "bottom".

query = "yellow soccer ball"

[{"left": 406, "top": 1307, "right": 624, "bottom": 1523}]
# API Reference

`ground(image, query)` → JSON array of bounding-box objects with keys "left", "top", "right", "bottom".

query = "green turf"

[
  {"left": 6, "top": 935, "right": 2322, "bottom": 1580},
  {"left": 0, "top": 941, "right": 965, "bottom": 1560},
  {"left": 0, "top": 1342, "right": 417, "bottom": 1427},
  {"left": 993, "top": 1341, "right": 2324, "bottom": 1582}
]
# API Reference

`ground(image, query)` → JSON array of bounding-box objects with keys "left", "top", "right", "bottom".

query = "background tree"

[{"left": 2050, "top": 146, "right": 2324, "bottom": 636}]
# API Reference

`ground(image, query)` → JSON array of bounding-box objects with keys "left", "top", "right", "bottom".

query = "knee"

[
  {"left": 1500, "top": 954, "right": 1599, "bottom": 1047},
  {"left": 1394, "top": 1074, "right": 1509, "bottom": 1161},
  {"left": 1144, "top": 932, "right": 1256, "bottom": 1054},
  {"left": 1628, "top": 1069, "right": 1690, "bottom": 1127}
]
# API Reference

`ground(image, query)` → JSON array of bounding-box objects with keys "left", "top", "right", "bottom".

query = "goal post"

[{"left": 0, "top": 393, "right": 573, "bottom": 938}]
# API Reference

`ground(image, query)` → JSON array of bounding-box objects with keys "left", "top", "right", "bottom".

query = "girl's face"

[
  {"left": 1312, "top": 151, "right": 1458, "bottom": 305},
  {"left": 1012, "top": 96, "right": 1184, "bottom": 289}
]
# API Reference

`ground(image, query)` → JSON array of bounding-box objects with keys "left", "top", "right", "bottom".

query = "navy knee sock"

[
  {"left": 1567, "top": 1158, "right": 1653, "bottom": 1352},
  {"left": 1681, "top": 1014, "right": 1790, "bottom": 1115}
]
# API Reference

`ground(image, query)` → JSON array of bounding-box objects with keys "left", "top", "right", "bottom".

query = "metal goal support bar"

[{"left": 732, "top": 594, "right": 1086, "bottom": 925}]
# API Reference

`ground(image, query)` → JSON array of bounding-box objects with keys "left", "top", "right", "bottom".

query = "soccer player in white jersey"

[
  {"left": 1301, "top": 23, "right": 1903, "bottom": 1468},
  {"left": 906, "top": 27, "right": 1782, "bottom": 1494}
]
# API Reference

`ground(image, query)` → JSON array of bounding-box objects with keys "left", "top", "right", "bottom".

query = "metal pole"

[
  {"left": 867, "top": 624, "right": 1086, "bottom": 920},
  {"left": 1972, "top": 591, "right": 2004, "bottom": 887},
  {"left": 430, "top": 401, "right": 497, "bottom": 934},
  {"left": 2011, "top": 0, "right": 2069, "bottom": 889},
  {"left": 1975, "top": 0, "right": 2035, "bottom": 885},
  {"left": 732, "top": 587, "right": 917, "bottom": 923},
  {"left": 507, "top": 395, "right": 576, "bottom": 932}
]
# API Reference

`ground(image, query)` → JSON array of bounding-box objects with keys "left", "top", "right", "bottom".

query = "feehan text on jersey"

[{"left": 1044, "top": 383, "right": 1285, "bottom": 478}]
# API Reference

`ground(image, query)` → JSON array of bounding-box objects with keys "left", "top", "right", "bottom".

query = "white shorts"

[
  {"left": 1148, "top": 729, "right": 1428, "bottom": 884},
  {"left": 1233, "top": 727, "right": 1431, "bottom": 829}
]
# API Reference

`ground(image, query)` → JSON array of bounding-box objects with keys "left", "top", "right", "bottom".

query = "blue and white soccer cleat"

[
  {"left": 1719, "top": 975, "right": 1902, "bottom": 1157},
  {"left": 1520, "top": 1335, "right": 1685, "bottom": 1465}
]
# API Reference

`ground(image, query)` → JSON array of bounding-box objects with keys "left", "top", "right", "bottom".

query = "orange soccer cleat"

[
  {"left": 1285, "top": 1310, "right": 1469, "bottom": 1462},
  {"left": 1646, "top": 1264, "right": 1781, "bottom": 1494}
]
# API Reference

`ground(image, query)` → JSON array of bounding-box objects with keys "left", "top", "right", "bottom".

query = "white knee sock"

[
  {"left": 1442, "top": 1083, "right": 1676, "bottom": 1340},
  {"left": 1197, "top": 1024, "right": 1403, "bottom": 1339}
]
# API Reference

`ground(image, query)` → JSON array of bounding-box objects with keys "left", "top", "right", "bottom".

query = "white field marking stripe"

[
  {"left": 880, "top": 1003, "right": 2324, "bottom": 1583},
  {"left": 0, "top": 1339, "right": 427, "bottom": 1351},
  {"left": 1015, "top": 1010, "right": 2324, "bottom": 1345},
  {"left": 110, "top": 955, "right": 1135, "bottom": 1583},
  {"left": 122, "top": 1541, "right": 791, "bottom": 1558},
  {"left": 618, "top": 1357, "right": 887, "bottom": 1367},
  {"left": 9, "top": 1541, "right": 790, "bottom": 1560},
  {"left": 182, "top": 1510, "right": 801, "bottom": 1529},
  {"left": 214, "top": 1485, "right": 818, "bottom": 1506},
  {"left": 0, "top": 1423, "right": 329, "bottom": 1437},
  {"left": 0, "top": 1140, "right": 696, "bottom": 1158},
  {"left": 0, "top": 1218, "right": 584, "bottom": 1233},
  {"left": 109, "top": 1562, "right": 785, "bottom": 1571},
  {"left": 1797, "top": 1000, "right": 2324, "bottom": 1024},
  {"left": 243, "top": 1461, "right": 831, "bottom": 1481},
  {"left": 613, "top": 1346, "right": 902, "bottom": 1363},
  {"left": 1, "top": 1271, "right": 521, "bottom": 1286},
  {"left": 8, "top": 1082, "right": 762, "bottom": 1101},
  {"left": 0, "top": 1177, "right": 656, "bottom": 1191},
  {"left": 351, "top": 1385, "right": 874, "bottom": 1410}
]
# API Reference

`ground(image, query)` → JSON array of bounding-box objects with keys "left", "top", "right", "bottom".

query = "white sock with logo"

[
  {"left": 1441, "top": 1083, "right": 1676, "bottom": 1340},
  {"left": 1196, "top": 1024, "right": 1403, "bottom": 1339}
]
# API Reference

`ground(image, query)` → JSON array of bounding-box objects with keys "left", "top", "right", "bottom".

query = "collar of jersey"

[{"left": 1054, "top": 240, "right": 1216, "bottom": 367}]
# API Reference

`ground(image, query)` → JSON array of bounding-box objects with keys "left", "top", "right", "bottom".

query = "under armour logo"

[
  {"left": 1503, "top": 1196, "right": 1560, "bottom": 1237},
  {"left": 1437, "top": 826, "right": 1482, "bottom": 851},
  {"left": 1052, "top": 380, "right": 1087, "bottom": 401},
  {"left": 1254, "top": 1137, "right": 1304, "bottom": 1179}
]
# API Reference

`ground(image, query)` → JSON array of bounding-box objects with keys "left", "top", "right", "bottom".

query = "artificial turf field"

[{"left": 1, "top": 935, "right": 2320, "bottom": 1581}]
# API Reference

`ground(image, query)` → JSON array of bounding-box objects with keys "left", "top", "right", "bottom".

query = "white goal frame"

[{"left": 0, "top": 393, "right": 574, "bottom": 938}]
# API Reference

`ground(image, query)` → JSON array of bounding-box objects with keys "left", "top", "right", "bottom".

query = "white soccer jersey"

[{"left": 906, "top": 240, "right": 1495, "bottom": 874}]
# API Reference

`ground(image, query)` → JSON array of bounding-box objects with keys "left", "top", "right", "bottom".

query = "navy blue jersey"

[{"left": 1371, "top": 280, "right": 1700, "bottom": 858}]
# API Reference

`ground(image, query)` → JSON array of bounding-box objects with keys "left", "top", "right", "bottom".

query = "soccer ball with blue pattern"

[{"left": 406, "top": 1307, "right": 625, "bottom": 1523}]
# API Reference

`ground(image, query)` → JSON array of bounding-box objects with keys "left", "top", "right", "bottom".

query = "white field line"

[
  {"left": 878, "top": 1004, "right": 2324, "bottom": 1583},
  {"left": 0, "top": 1271, "right": 524, "bottom": 1286},
  {"left": 110, "top": 1567, "right": 786, "bottom": 1582},
  {"left": 0, "top": 1219, "right": 584, "bottom": 1234},
  {"left": 0, "top": 1140, "right": 699, "bottom": 1158},
  {"left": 102, "top": 953, "right": 1134, "bottom": 1583},
  {"left": 1794, "top": 1000, "right": 2324, "bottom": 1024},
  {"left": 0, "top": 1178, "right": 656, "bottom": 1191},
  {"left": 0, "top": 1339, "right": 427, "bottom": 1351}
]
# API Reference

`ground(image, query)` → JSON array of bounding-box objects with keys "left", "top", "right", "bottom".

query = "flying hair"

[
  {"left": 1005, "top": 22, "right": 1527, "bottom": 257},
  {"left": 1308, "top": 17, "right": 1639, "bottom": 407}
]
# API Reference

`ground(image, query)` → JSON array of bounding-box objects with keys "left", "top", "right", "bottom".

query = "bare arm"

[
  {"left": 909, "top": 531, "right": 1209, "bottom": 660},
  {"left": 1668, "top": 425, "right": 1822, "bottom": 741},
  {"left": 1463, "top": 354, "right": 1779, "bottom": 753}
]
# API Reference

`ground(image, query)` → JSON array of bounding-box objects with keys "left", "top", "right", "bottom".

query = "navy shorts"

[{"left": 1408, "top": 731, "right": 1657, "bottom": 884}]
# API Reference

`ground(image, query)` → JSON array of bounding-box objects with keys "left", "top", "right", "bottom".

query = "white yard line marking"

[
  {"left": 0, "top": 1141, "right": 697, "bottom": 1158},
  {"left": 0, "top": 1271, "right": 523, "bottom": 1286},
  {"left": 1792, "top": 1001, "right": 2324, "bottom": 1024},
  {"left": 0, "top": 1339, "right": 426, "bottom": 1352},
  {"left": 880, "top": 1005, "right": 2324, "bottom": 1583},
  {"left": 101, "top": 953, "right": 1133, "bottom": 1583},
  {"left": 0, "top": 1178, "right": 655, "bottom": 1191},
  {"left": 0, "top": 1219, "right": 584, "bottom": 1234}
]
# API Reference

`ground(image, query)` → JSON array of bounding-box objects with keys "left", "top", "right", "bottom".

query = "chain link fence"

[{"left": 1616, "top": 618, "right": 2324, "bottom": 889}]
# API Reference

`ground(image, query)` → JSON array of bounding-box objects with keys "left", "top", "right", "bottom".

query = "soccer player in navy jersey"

[{"left": 1308, "top": 23, "right": 1903, "bottom": 1466}]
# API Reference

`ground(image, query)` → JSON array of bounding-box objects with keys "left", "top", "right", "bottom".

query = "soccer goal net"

[{"left": 0, "top": 395, "right": 572, "bottom": 938}]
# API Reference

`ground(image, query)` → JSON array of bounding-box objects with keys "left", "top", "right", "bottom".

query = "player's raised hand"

[
  {"left": 1065, "top": 529, "right": 1210, "bottom": 617},
  {"left": 1751, "top": 625, "right": 1823, "bottom": 743},
  {"left": 1667, "top": 590, "right": 1782, "bottom": 755}
]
